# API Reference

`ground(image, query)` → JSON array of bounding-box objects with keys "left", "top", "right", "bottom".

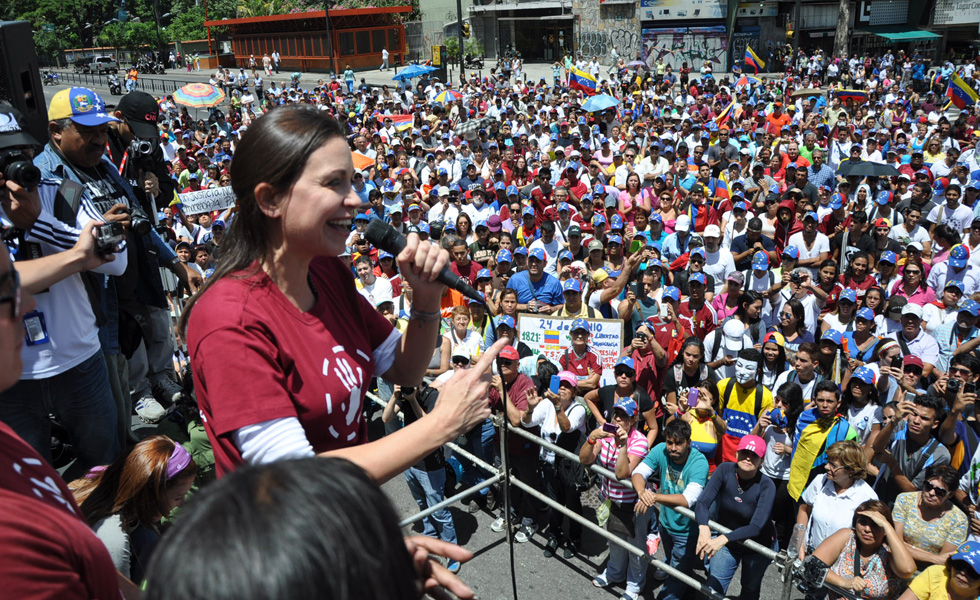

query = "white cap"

[
  {"left": 703, "top": 224, "right": 722, "bottom": 238},
  {"left": 374, "top": 288, "right": 393, "bottom": 306},
  {"left": 902, "top": 304, "right": 923, "bottom": 319},
  {"left": 723, "top": 319, "right": 746, "bottom": 349},
  {"left": 675, "top": 214, "right": 691, "bottom": 232}
]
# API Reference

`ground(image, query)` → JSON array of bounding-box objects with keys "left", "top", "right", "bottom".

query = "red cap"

[
  {"left": 903, "top": 355, "right": 924, "bottom": 368},
  {"left": 499, "top": 345, "right": 519, "bottom": 360}
]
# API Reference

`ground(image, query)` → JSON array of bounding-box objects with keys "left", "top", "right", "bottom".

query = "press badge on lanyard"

[{"left": 23, "top": 310, "right": 50, "bottom": 345}]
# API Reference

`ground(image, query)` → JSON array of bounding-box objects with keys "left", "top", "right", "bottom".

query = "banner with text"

[
  {"left": 517, "top": 315, "right": 624, "bottom": 370},
  {"left": 177, "top": 186, "right": 237, "bottom": 216}
]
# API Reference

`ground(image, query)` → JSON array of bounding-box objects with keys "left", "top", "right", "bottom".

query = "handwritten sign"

[
  {"left": 517, "top": 315, "right": 624, "bottom": 370},
  {"left": 178, "top": 186, "right": 237, "bottom": 215}
]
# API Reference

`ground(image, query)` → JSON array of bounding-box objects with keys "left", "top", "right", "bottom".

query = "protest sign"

[
  {"left": 517, "top": 315, "right": 624, "bottom": 370},
  {"left": 177, "top": 186, "right": 237, "bottom": 215}
]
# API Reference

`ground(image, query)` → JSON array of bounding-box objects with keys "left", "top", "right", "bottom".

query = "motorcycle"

[
  {"left": 42, "top": 70, "right": 59, "bottom": 86},
  {"left": 463, "top": 53, "right": 484, "bottom": 70},
  {"left": 107, "top": 74, "right": 122, "bottom": 96}
]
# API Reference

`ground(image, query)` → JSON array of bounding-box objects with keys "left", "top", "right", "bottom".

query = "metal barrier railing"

[
  {"left": 367, "top": 387, "right": 821, "bottom": 600},
  {"left": 50, "top": 70, "right": 205, "bottom": 96}
]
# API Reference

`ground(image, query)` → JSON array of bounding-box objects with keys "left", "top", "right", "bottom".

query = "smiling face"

[{"left": 272, "top": 137, "right": 359, "bottom": 258}]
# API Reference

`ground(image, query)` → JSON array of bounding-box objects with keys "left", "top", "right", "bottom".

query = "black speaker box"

[{"left": 0, "top": 21, "right": 49, "bottom": 146}]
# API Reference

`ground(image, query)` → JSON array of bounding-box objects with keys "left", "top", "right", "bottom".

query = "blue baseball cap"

[
  {"left": 506, "top": 185, "right": 519, "bottom": 196},
  {"left": 522, "top": 206, "right": 535, "bottom": 217},
  {"left": 417, "top": 222, "right": 430, "bottom": 234},
  {"left": 947, "top": 279, "right": 966, "bottom": 292},
  {"left": 557, "top": 202, "right": 570, "bottom": 213},
  {"left": 856, "top": 307, "right": 875, "bottom": 321},
  {"left": 950, "top": 244, "right": 970, "bottom": 269},
  {"left": 839, "top": 288, "right": 858, "bottom": 303},
  {"left": 443, "top": 221, "right": 457, "bottom": 232},
  {"left": 960, "top": 300, "right": 980, "bottom": 317},
  {"left": 592, "top": 214, "right": 607, "bottom": 226},
  {"left": 468, "top": 291, "right": 486, "bottom": 305},
  {"left": 615, "top": 356, "right": 636, "bottom": 371},
  {"left": 514, "top": 247, "right": 528, "bottom": 256},
  {"left": 821, "top": 329, "right": 843, "bottom": 345},
  {"left": 875, "top": 190, "right": 893, "bottom": 205},
  {"left": 782, "top": 246, "right": 800, "bottom": 259},
  {"left": 613, "top": 396, "right": 638, "bottom": 417},
  {"left": 663, "top": 286, "right": 680, "bottom": 301},
  {"left": 495, "top": 181, "right": 507, "bottom": 191},
  {"left": 378, "top": 250, "right": 394, "bottom": 260},
  {"left": 495, "top": 315, "right": 516, "bottom": 329},
  {"left": 606, "top": 234, "right": 623, "bottom": 246},
  {"left": 752, "top": 251, "right": 769, "bottom": 270},
  {"left": 879, "top": 250, "right": 897, "bottom": 264},
  {"left": 562, "top": 279, "right": 582, "bottom": 293},
  {"left": 354, "top": 213, "right": 370, "bottom": 222},
  {"left": 690, "top": 247, "right": 706, "bottom": 260},
  {"left": 853, "top": 365, "right": 876, "bottom": 385},
  {"left": 690, "top": 272, "right": 707, "bottom": 286},
  {"left": 528, "top": 247, "right": 546, "bottom": 261},
  {"left": 830, "top": 193, "right": 845, "bottom": 210},
  {"left": 950, "top": 542, "right": 980, "bottom": 576},
  {"left": 476, "top": 268, "right": 493, "bottom": 280},
  {"left": 570, "top": 317, "right": 590, "bottom": 332},
  {"left": 496, "top": 249, "right": 513, "bottom": 263},
  {"left": 48, "top": 87, "right": 120, "bottom": 126},
  {"left": 475, "top": 219, "right": 489, "bottom": 230},
  {"left": 558, "top": 249, "right": 573, "bottom": 262},
  {"left": 803, "top": 211, "right": 819, "bottom": 222},
  {"left": 593, "top": 184, "right": 606, "bottom": 195},
  {"left": 610, "top": 214, "right": 624, "bottom": 230}
]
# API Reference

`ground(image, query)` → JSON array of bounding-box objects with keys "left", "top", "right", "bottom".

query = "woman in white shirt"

[{"left": 522, "top": 370, "right": 588, "bottom": 556}]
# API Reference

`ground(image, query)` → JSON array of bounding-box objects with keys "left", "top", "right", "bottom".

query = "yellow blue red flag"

[
  {"left": 569, "top": 65, "right": 598, "bottom": 96},
  {"left": 744, "top": 46, "right": 765, "bottom": 73},
  {"left": 946, "top": 74, "right": 979, "bottom": 109}
]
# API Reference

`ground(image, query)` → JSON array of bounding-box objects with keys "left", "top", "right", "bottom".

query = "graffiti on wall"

[
  {"left": 572, "top": 0, "right": 640, "bottom": 62},
  {"left": 641, "top": 26, "right": 729, "bottom": 72}
]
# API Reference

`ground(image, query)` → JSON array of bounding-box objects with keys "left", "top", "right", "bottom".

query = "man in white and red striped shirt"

[{"left": 580, "top": 397, "right": 651, "bottom": 600}]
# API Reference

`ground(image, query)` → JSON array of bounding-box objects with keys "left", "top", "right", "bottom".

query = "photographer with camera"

[
  {"left": 104, "top": 91, "right": 191, "bottom": 424},
  {"left": 0, "top": 91, "right": 131, "bottom": 477}
]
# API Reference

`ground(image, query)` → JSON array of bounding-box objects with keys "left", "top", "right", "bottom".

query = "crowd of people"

[{"left": 5, "top": 42, "right": 980, "bottom": 600}]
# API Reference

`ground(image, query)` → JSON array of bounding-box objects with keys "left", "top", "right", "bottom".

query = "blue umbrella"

[
  {"left": 393, "top": 64, "right": 437, "bottom": 81},
  {"left": 581, "top": 94, "right": 620, "bottom": 113}
]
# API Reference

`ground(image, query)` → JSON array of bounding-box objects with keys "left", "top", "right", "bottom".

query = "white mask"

[{"left": 735, "top": 358, "right": 758, "bottom": 386}]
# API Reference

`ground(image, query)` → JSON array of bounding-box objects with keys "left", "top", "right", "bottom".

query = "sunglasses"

[
  {"left": 952, "top": 366, "right": 973, "bottom": 377},
  {"left": 0, "top": 268, "right": 21, "bottom": 321},
  {"left": 453, "top": 357, "right": 470, "bottom": 366},
  {"left": 499, "top": 358, "right": 515, "bottom": 367},
  {"left": 904, "top": 366, "right": 923, "bottom": 375},
  {"left": 614, "top": 368, "right": 635, "bottom": 378},
  {"left": 924, "top": 480, "right": 949, "bottom": 496},
  {"left": 951, "top": 560, "right": 980, "bottom": 580}
]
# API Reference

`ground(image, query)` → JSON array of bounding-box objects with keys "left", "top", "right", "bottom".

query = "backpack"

[{"left": 721, "top": 378, "right": 765, "bottom": 420}]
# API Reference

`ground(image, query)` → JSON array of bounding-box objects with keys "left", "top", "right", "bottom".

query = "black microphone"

[{"left": 364, "top": 219, "right": 485, "bottom": 305}]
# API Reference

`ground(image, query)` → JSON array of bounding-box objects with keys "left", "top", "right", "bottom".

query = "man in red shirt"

[
  {"left": 678, "top": 272, "right": 718, "bottom": 339},
  {"left": 450, "top": 238, "right": 481, "bottom": 286},
  {"left": 529, "top": 169, "right": 555, "bottom": 226},
  {"left": 559, "top": 318, "right": 602, "bottom": 395}
]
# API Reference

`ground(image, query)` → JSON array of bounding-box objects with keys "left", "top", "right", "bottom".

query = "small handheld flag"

[
  {"left": 714, "top": 99, "right": 735, "bottom": 128},
  {"left": 744, "top": 46, "right": 765, "bottom": 74},
  {"left": 569, "top": 65, "right": 598, "bottom": 96},
  {"left": 946, "top": 74, "right": 979, "bottom": 110},
  {"left": 834, "top": 89, "right": 868, "bottom": 103}
]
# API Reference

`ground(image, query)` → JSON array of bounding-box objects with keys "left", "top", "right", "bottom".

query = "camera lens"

[{"left": 4, "top": 161, "right": 41, "bottom": 190}]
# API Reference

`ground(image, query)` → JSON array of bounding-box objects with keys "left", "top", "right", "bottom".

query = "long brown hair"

[
  {"left": 178, "top": 105, "right": 345, "bottom": 336},
  {"left": 72, "top": 435, "right": 197, "bottom": 529}
]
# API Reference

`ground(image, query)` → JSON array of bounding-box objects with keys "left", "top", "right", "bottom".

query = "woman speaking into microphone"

[{"left": 182, "top": 106, "right": 507, "bottom": 483}]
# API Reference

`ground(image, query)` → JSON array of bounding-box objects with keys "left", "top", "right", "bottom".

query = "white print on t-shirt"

[
  {"left": 12, "top": 457, "right": 77, "bottom": 516},
  {"left": 323, "top": 346, "right": 365, "bottom": 441}
]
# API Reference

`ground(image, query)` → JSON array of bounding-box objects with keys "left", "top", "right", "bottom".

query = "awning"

[{"left": 859, "top": 27, "right": 941, "bottom": 41}]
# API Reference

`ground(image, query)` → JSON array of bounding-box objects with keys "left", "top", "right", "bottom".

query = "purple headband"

[
  {"left": 167, "top": 443, "right": 192, "bottom": 479},
  {"left": 85, "top": 443, "right": 192, "bottom": 480}
]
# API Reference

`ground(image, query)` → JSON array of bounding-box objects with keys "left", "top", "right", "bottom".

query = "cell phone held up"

[
  {"left": 687, "top": 387, "right": 700, "bottom": 408},
  {"left": 95, "top": 222, "right": 125, "bottom": 255},
  {"left": 602, "top": 422, "right": 619, "bottom": 434}
]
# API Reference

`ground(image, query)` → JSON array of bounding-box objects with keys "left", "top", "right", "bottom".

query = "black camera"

[
  {"left": 948, "top": 378, "right": 962, "bottom": 395},
  {"left": 126, "top": 205, "right": 152, "bottom": 236},
  {"left": 794, "top": 555, "right": 830, "bottom": 595},
  {"left": 790, "top": 272, "right": 803, "bottom": 285},
  {"left": 402, "top": 386, "right": 415, "bottom": 395},
  {"left": 128, "top": 138, "right": 162, "bottom": 171},
  {"left": 0, "top": 149, "right": 41, "bottom": 191},
  {"left": 95, "top": 222, "right": 126, "bottom": 255}
]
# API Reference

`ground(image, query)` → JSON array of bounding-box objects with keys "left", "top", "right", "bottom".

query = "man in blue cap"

[
  {"left": 929, "top": 243, "right": 979, "bottom": 296},
  {"left": 935, "top": 300, "right": 980, "bottom": 374},
  {"left": 2, "top": 88, "right": 132, "bottom": 468},
  {"left": 506, "top": 247, "right": 564, "bottom": 314}
]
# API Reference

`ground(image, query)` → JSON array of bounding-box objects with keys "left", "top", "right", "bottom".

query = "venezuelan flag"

[
  {"left": 946, "top": 74, "right": 979, "bottom": 109},
  {"left": 544, "top": 330, "right": 560, "bottom": 344},
  {"left": 834, "top": 88, "right": 868, "bottom": 103},
  {"left": 569, "top": 65, "right": 598, "bottom": 96},
  {"left": 744, "top": 45, "right": 765, "bottom": 74},
  {"left": 387, "top": 114, "right": 415, "bottom": 131},
  {"left": 714, "top": 99, "right": 735, "bottom": 127},
  {"left": 932, "top": 72, "right": 943, "bottom": 88},
  {"left": 735, "top": 74, "right": 761, "bottom": 89}
]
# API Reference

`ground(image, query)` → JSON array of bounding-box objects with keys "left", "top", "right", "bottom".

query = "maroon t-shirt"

[
  {"left": 560, "top": 347, "right": 601, "bottom": 381},
  {"left": 0, "top": 421, "right": 120, "bottom": 599},
  {"left": 489, "top": 374, "right": 539, "bottom": 457},
  {"left": 451, "top": 259, "right": 482, "bottom": 287},
  {"left": 188, "top": 257, "right": 396, "bottom": 477}
]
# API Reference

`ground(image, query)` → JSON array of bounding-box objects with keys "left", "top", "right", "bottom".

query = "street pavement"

[{"left": 369, "top": 413, "right": 799, "bottom": 600}]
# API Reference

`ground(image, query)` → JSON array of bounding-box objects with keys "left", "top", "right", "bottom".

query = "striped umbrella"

[
  {"left": 173, "top": 83, "right": 226, "bottom": 108},
  {"left": 434, "top": 89, "right": 464, "bottom": 104}
]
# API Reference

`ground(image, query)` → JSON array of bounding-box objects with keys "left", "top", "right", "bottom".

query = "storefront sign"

[
  {"left": 517, "top": 315, "right": 623, "bottom": 370},
  {"left": 640, "top": 0, "right": 727, "bottom": 21},
  {"left": 934, "top": 0, "right": 980, "bottom": 25}
]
